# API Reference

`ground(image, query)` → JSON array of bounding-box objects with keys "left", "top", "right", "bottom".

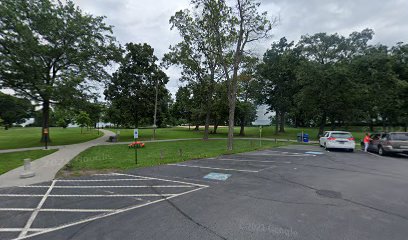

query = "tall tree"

[
  {"left": 0, "top": 0, "right": 118, "bottom": 142},
  {"left": 165, "top": 5, "right": 222, "bottom": 140},
  {"left": 105, "top": 43, "right": 169, "bottom": 128},
  {"left": 296, "top": 29, "right": 374, "bottom": 136},
  {"left": 0, "top": 92, "right": 33, "bottom": 129},
  {"left": 203, "top": 0, "right": 276, "bottom": 150},
  {"left": 257, "top": 37, "right": 301, "bottom": 133}
]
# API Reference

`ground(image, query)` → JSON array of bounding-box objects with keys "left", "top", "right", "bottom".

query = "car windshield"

[
  {"left": 390, "top": 133, "right": 408, "bottom": 141},
  {"left": 331, "top": 133, "right": 352, "bottom": 138}
]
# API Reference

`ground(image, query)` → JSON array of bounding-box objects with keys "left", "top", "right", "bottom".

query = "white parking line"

[
  {"left": 167, "top": 163, "right": 260, "bottom": 173},
  {"left": 54, "top": 178, "right": 151, "bottom": 182},
  {"left": 16, "top": 185, "right": 208, "bottom": 240},
  {"left": 216, "top": 158, "right": 292, "bottom": 164},
  {"left": 18, "top": 180, "right": 55, "bottom": 238},
  {"left": 0, "top": 208, "right": 115, "bottom": 212},
  {"left": 0, "top": 194, "right": 176, "bottom": 197},
  {"left": 0, "top": 173, "right": 209, "bottom": 240},
  {"left": 0, "top": 228, "right": 48, "bottom": 232},
  {"left": 113, "top": 173, "right": 209, "bottom": 188},
  {"left": 21, "top": 185, "right": 194, "bottom": 188}
]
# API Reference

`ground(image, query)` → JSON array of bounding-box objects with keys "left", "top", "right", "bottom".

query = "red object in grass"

[{"left": 128, "top": 141, "right": 145, "bottom": 148}]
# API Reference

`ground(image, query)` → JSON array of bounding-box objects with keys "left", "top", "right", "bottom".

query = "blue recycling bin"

[{"left": 303, "top": 133, "right": 309, "bottom": 143}]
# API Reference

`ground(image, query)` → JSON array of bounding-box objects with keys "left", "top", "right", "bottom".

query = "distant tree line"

[{"left": 256, "top": 30, "right": 408, "bottom": 136}]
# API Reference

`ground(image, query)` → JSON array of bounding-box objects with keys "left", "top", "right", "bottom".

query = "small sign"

[
  {"left": 133, "top": 129, "right": 139, "bottom": 139},
  {"left": 43, "top": 128, "right": 49, "bottom": 134},
  {"left": 204, "top": 172, "right": 231, "bottom": 181}
]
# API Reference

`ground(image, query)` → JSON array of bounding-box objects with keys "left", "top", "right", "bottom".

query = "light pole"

[{"left": 152, "top": 78, "right": 159, "bottom": 140}]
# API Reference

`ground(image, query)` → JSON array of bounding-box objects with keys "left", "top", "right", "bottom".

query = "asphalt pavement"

[{"left": 1, "top": 145, "right": 408, "bottom": 240}]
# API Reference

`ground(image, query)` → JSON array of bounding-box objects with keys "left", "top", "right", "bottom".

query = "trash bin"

[
  {"left": 303, "top": 133, "right": 309, "bottom": 143},
  {"left": 297, "top": 133, "right": 302, "bottom": 142}
]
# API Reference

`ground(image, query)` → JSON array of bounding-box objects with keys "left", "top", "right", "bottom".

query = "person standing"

[{"left": 363, "top": 133, "right": 372, "bottom": 152}]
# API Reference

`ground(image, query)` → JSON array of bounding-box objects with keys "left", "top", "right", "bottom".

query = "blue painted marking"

[
  {"left": 204, "top": 172, "right": 231, "bottom": 181},
  {"left": 305, "top": 151, "right": 324, "bottom": 155}
]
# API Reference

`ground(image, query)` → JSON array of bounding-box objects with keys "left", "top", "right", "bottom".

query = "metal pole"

[
  {"left": 135, "top": 147, "right": 138, "bottom": 165},
  {"left": 153, "top": 78, "right": 159, "bottom": 140},
  {"left": 259, "top": 126, "right": 262, "bottom": 147}
]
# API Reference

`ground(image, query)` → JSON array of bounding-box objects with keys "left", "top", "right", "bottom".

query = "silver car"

[{"left": 365, "top": 132, "right": 408, "bottom": 155}]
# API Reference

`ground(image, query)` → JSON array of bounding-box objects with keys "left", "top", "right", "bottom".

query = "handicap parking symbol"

[{"left": 204, "top": 172, "right": 231, "bottom": 181}]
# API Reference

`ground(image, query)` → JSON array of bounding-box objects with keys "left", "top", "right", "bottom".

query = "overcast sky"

[
  {"left": 74, "top": 0, "right": 408, "bottom": 96},
  {"left": 2, "top": 0, "right": 407, "bottom": 98}
]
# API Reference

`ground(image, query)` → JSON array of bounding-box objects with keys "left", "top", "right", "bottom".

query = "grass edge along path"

[
  {"left": 0, "top": 149, "right": 58, "bottom": 174},
  {"left": 62, "top": 139, "right": 289, "bottom": 176}
]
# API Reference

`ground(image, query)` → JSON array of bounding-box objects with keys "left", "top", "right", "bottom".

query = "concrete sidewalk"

[{"left": 0, "top": 129, "right": 115, "bottom": 188}]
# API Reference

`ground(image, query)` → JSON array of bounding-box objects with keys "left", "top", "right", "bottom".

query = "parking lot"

[{"left": 1, "top": 145, "right": 408, "bottom": 240}]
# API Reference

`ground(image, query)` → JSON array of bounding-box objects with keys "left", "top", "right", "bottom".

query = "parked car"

[
  {"left": 363, "top": 132, "right": 408, "bottom": 156},
  {"left": 319, "top": 131, "right": 356, "bottom": 152}
]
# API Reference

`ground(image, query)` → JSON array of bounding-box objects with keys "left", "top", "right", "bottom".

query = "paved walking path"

[{"left": 0, "top": 129, "right": 116, "bottom": 188}]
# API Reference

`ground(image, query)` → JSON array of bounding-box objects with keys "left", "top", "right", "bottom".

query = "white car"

[{"left": 319, "top": 131, "right": 355, "bottom": 152}]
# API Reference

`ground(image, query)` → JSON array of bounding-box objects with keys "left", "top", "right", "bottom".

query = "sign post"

[
  {"left": 134, "top": 129, "right": 138, "bottom": 164},
  {"left": 43, "top": 128, "right": 49, "bottom": 150},
  {"left": 259, "top": 126, "right": 262, "bottom": 147}
]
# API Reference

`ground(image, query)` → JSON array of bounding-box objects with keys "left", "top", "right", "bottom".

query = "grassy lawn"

[
  {"left": 0, "top": 127, "right": 102, "bottom": 150},
  {"left": 0, "top": 149, "right": 58, "bottom": 174},
  {"left": 110, "top": 126, "right": 369, "bottom": 143},
  {"left": 63, "top": 139, "right": 288, "bottom": 174}
]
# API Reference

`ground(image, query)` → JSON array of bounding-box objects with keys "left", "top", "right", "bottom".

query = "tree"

[
  {"left": 202, "top": 0, "right": 276, "bottom": 150},
  {"left": 104, "top": 43, "right": 169, "bottom": 128},
  {"left": 165, "top": 5, "right": 222, "bottom": 140},
  {"left": 0, "top": 0, "right": 118, "bottom": 142},
  {"left": 75, "top": 111, "right": 91, "bottom": 134},
  {"left": 54, "top": 107, "right": 74, "bottom": 129},
  {"left": 0, "top": 92, "right": 33, "bottom": 129},
  {"left": 296, "top": 29, "right": 374, "bottom": 136},
  {"left": 257, "top": 37, "right": 301, "bottom": 133}
]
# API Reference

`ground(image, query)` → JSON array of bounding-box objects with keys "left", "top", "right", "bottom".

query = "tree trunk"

[
  {"left": 203, "top": 110, "right": 211, "bottom": 140},
  {"left": 239, "top": 122, "right": 245, "bottom": 136},
  {"left": 330, "top": 116, "right": 336, "bottom": 131},
  {"left": 318, "top": 112, "right": 327, "bottom": 138},
  {"left": 41, "top": 100, "right": 51, "bottom": 143},
  {"left": 369, "top": 118, "right": 374, "bottom": 132},
  {"left": 275, "top": 111, "right": 279, "bottom": 134},
  {"left": 404, "top": 122, "right": 407, "bottom": 132},
  {"left": 213, "top": 121, "right": 218, "bottom": 134},
  {"left": 194, "top": 124, "right": 199, "bottom": 131},
  {"left": 279, "top": 112, "right": 285, "bottom": 133},
  {"left": 227, "top": 98, "right": 236, "bottom": 150}
]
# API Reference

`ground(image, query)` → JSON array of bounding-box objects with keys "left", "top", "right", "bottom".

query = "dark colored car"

[{"left": 362, "top": 132, "right": 408, "bottom": 156}]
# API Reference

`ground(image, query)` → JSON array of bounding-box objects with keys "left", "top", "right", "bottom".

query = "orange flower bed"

[{"left": 128, "top": 141, "right": 145, "bottom": 148}]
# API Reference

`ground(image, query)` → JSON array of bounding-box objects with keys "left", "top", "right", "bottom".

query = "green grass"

[
  {"left": 110, "top": 126, "right": 369, "bottom": 143},
  {"left": 64, "top": 139, "right": 288, "bottom": 173},
  {"left": 0, "top": 127, "right": 102, "bottom": 150},
  {"left": 0, "top": 149, "right": 58, "bottom": 174}
]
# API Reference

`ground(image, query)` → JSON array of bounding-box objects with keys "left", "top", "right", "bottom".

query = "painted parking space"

[
  {"left": 0, "top": 173, "right": 208, "bottom": 240},
  {"left": 166, "top": 149, "right": 321, "bottom": 175}
]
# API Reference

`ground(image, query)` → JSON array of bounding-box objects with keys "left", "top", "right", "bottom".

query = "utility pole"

[{"left": 153, "top": 78, "right": 159, "bottom": 140}]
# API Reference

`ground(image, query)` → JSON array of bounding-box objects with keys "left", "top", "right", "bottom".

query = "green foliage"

[
  {"left": 0, "top": 92, "right": 33, "bottom": 129},
  {"left": 0, "top": 0, "right": 118, "bottom": 139},
  {"left": 75, "top": 111, "right": 91, "bottom": 133},
  {"left": 104, "top": 43, "right": 169, "bottom": 128}
]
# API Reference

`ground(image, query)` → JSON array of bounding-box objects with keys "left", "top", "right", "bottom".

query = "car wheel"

[
  {"left": 378, "top": 146, "right": 386, "bottom": 156},
  {"left": 349, "top": 149, "right": 354, "bottom": 152}
]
